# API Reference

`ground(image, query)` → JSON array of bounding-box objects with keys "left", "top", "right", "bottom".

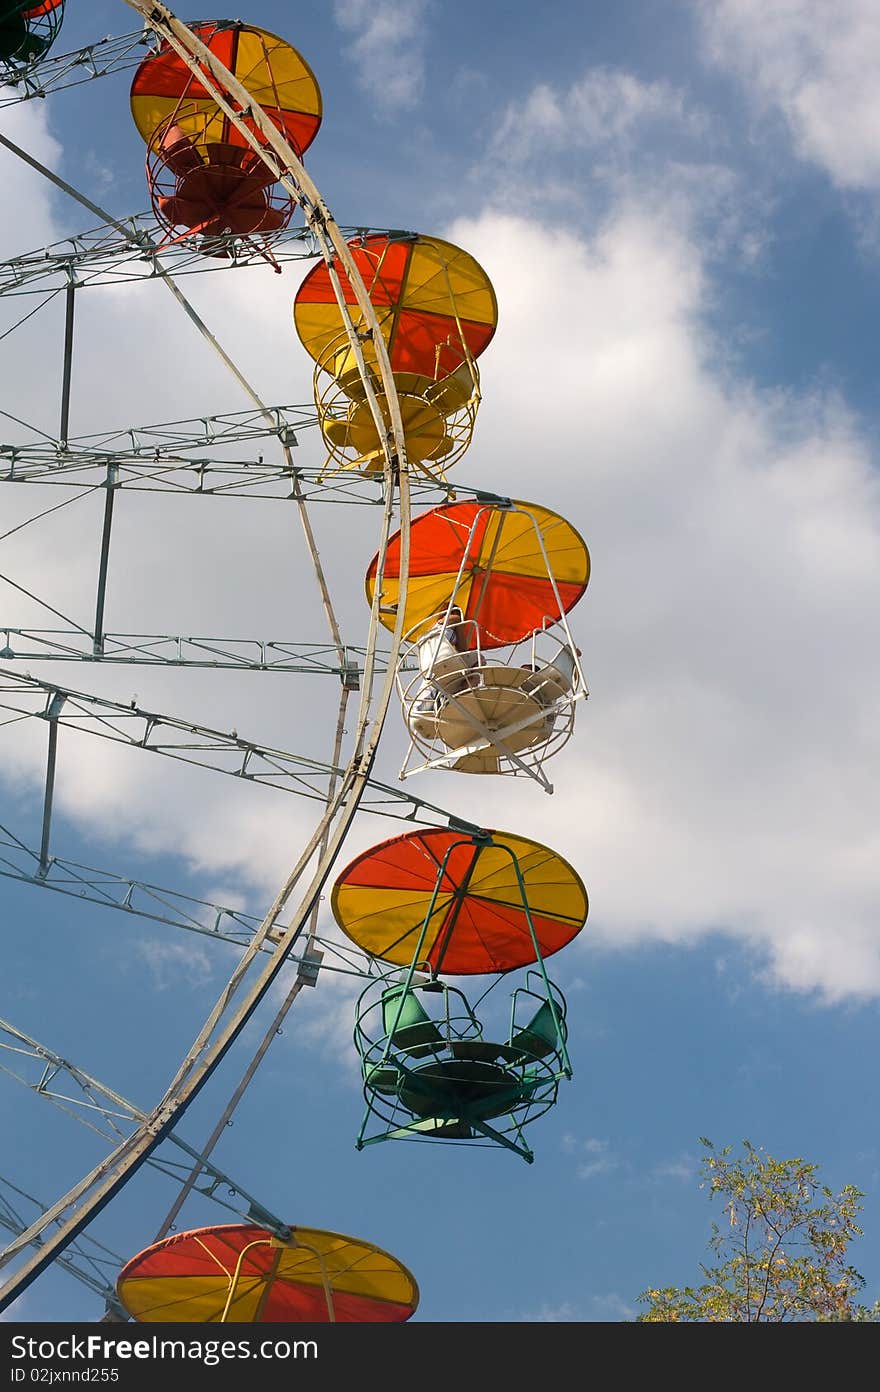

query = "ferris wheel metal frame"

[{"left": 0, "top": 0, "right": 485, "bottom": 1316}]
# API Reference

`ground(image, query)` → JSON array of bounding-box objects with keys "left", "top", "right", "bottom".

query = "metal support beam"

[
  {"left": 0, "top": 29, "right": 157, "bottom": 109},
  {"left": 59, "top": 282, "right": 75, "bottom": 446},
  {"left": 0, "top": 216, "right": 415, "bottom": 297},
  {"left": 0, "top": 669, "right": 454, "bottom": 824},
  {"left": 0, "top": 1018, "right": 289, "bottom": 1248},
  {"left": 93, "top": 467, "right": 118, "bottom": 655},
  {"left": 0, "top": 1175, "right": 126, "bottom": 1316},
  {"left": 0, "top": 630, "right": 405, "bottom": 675},
  {"left": 37, "top": 695, "right": 64, "bottom": 875}
]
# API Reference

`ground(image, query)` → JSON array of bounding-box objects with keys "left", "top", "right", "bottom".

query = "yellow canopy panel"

[
  {"left": 365, "top": 498, "right": 590, "bottom": 647},
  {"left": 117, "top": 1224, "right": 419, "bottom": 1323},
  {"left": 294, "top": 234, "right": 498, "bottom": 381},
  {"left": 332, "top": 826, "right": 588, "bottom": 975},
  {"left": 130, "top": 22, "right": 322, "bottom": 154}
]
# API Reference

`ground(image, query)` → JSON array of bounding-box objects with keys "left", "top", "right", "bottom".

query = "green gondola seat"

[
  {"left": 381, "top": 984, "right": 445, "bottom": 1057},
  {"left": 0, "top": 7, "right": 50, "bottom": 64},
  {"left": 399, "top": 1058, "right": 520, "bottom": 1121},
  {"left": 509, "top": 999, "right": 567, "bottom": 1060},
  {"left": 0, "top": 10, "right": 27, "bottom": 60},
  {"left": 362, "top": 1060, "right": 402, "bottom": 1095}
]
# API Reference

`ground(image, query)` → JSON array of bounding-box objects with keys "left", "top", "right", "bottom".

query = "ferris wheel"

[{"left": 0, "top": 1, "right": 591, "bottom": 1324}]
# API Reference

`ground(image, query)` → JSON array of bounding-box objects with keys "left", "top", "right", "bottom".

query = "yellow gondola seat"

[{"left": 424, "top": 363, "right": 475, "bottom": 415}]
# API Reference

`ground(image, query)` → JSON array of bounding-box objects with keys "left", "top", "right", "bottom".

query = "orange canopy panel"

[
  {"left": 117, "top": 1224, "right": 419, "bottom": 1324},
  {"left": 332, "top": 827, "right": 588, "bottom": 975},
  {"left": 130, "top": 23, "right": 322, "bottom": 156},
  {"left": 21, "top": 2, "right": 63, "bottom": 15},
  {"left": 294, "top": 234, "right": 498, "bottom": 381},
  {"left": 366, "top": 499, "right": 590, "bottom": 648}
]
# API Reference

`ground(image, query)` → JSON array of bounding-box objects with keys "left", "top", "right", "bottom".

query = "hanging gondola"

[
  {"left": 332, "top": 825, "right": 587, "bottom": 1161},
  {"left": 116, "top": 1223, "right": 419, "bottom": 1323},
  {"left": 130, "top": 21, "right": 321, "bottom": 259},
  {"left": 366, "top": 498, "right": 590, "bottom": 788},
  {"left": 294, "top": 233, "right": 497, "bottom": 477},
  {"left": 0, "top": 1, "right": 64, "bottom": 72}
]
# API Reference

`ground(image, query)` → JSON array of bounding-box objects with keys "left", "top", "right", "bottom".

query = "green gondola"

[
  {"left": 333, "top": 825, "right": 588, "bottom": 1162},
  {"left": 0, "top": 2, "right": 65, "bottom": 72}
]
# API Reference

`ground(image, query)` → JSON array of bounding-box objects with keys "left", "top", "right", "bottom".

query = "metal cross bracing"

[
  {"left": 0, "top": 1175, "right": 126, "bottom": 1315},
  {"left": 0, "top": 668, "right": 459, "bottom": 867},
  {"left": 0, "top": 631, "right": 382, "bottom": 676},
  {"left": 0, "top": 1015, "right": 292, "bottom": 1252},
  {"left": 0, "top": 215, "right": 418, "bottom": 296},
  {"left": 0, "top": 446, "right": 457, "bottom": 503},
  {"left": 0, "top": 401, "right": 460, "bottom": 504},
  {"left": 0, "top": 27, "right": 159, "bottom": 110},
  {"left": 0, "top": 818, "right": 384, "bottom": 975},
  {"left": 9, "top": 402, "right": 312, "bottom": 453}
]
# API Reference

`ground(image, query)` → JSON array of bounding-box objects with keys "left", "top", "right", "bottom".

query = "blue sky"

[{"left": 0, "top": 0, "right": 878, "bottom": 1322}]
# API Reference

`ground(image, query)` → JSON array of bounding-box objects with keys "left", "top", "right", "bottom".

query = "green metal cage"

[{"left": 0, "top": 2, "right": 65, "bottom": 73}]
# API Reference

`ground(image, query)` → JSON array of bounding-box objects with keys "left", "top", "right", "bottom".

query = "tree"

[{"left": 637, "top": 1139, "right": 880, "bottom": 1322}]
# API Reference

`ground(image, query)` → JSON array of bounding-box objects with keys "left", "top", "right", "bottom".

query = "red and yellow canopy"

[
  {"left": 294, "top": 234, "right": 497, "bottom": 382},
  {"left": 117, "top": 1224, "right": 418, "bottom": 1323},
  {"left": 332, "top": 827, "right": 588, "bottom": 976},
  {"left": 130, "top": 23, "right": 322, "bottom": 156},
  {"left": 366, "top": 499, "right": 590, "bottom": 648}
]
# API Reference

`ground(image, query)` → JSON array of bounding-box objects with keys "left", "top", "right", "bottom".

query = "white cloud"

[
  {"left": 440, "top": 193, "right": 880, "bottom": 1002},
  {"left": 134, "top": 938, "right": 216, "bottom": 989},
  {"left": 491, "top": 68, "right": 705, "bottom": 164},
  {"left": 590, "top": 1292, "right": 636, "bottom": 1320},
  {"left": 0, "top": 104, "right": 62, "bottom": 258},
  {"left": 519, "top": 1292, "right": 634, "bottom": 1321},
  {"left": 526, "top": 1299, "right": 580, "bottom": 1321},
  {"left": 333, "top": 0, "right": 430, "bottom": 113},
  {"left": 652, "top": 1155, "right": 697, "bottom": 1183},
  {"left": 477, "top": 65, "right": 764, "bottom": 270},
  {"left": 700, "top": 0, "right": 880, "bottom": 191},
  {"left": 577, "top": 1155, "right": 620, "bottom": 1181},
  {"left": 583, "top": 1137, "right": 609, "bottom": 1155},
  {"left": 574, "top": 1138, "right": 620, "bottom": 1180}
]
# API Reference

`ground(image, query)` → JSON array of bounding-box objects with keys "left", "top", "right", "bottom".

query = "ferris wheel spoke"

[
  {"left": 0, "top": 447, "right": 456, "bottom": 504},
  {"left": 0, "top": 210, "right": 416, "bottom": 297},
  {"left": 0, "top": 567, "right": 94, "bottom": 637},
  {"left": 0, "top": 668, "right": 457, "bottom": 831},
  {"left": 60, "top": 402, "right": 312, "bottom": 454},
  {"left": 0, "top": 28, "right": 159, "bottom": 109},
  {"left": 0, "top": 284, "right": 65, "bottom": 340},
  {"left": 0, "top": 1017, "right": 289, "bottom": 1263},
  {"left": 0, "top": 483, "right": 100, "bottom": 544},
  {"left": 0, "top": 824, "right": 381, "bottom": 983},
  {"left": 0, "top": 1175, "right": 126, "bottom": 1315},
  {"left": 0, "top": 630, "right": 375, "bottom": 674}
]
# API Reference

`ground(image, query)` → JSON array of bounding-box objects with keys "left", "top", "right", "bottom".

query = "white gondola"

[{"left": 397, "top": 609, "right": 586, "bottom": 793}]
